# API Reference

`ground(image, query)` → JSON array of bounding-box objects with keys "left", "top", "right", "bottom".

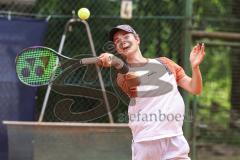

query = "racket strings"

[{"left": 16, "top": 47, "right": 60, "bottom": 86}]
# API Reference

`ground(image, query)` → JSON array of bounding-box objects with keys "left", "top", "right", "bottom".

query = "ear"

[{"left": 135, "top": 34, "right": 140, "bottom": 45}]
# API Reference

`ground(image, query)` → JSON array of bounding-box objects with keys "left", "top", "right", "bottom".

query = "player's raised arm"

[{"left": 178, "top": 43, "right": 205, "bottom": 95}]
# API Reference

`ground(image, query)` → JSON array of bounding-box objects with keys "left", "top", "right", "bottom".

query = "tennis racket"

[{"left": 16, "top": 46, "right": 127, "bottom": 87}]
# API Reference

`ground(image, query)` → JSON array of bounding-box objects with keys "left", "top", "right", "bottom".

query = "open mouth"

[
  {"left": 123, "top": 46, "right": 131, "bottom": 51},
  {"left": 122, "top": 41, "right": 132, "bottom": 51}
]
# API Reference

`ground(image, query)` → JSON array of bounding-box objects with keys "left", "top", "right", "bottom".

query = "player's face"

[{"left": 113, "top": 30, "right": 140, "bottom": 57}]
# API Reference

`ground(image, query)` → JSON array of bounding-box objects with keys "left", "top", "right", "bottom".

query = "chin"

[
  {"left": 125, "top": 50, "right": 136, "bottom": 56},
  {"left": 120, "top": 48, "right": 135, "bottom": 58},
  {"left": 122, "top": 52, "right": 131, "bottom": 58}
]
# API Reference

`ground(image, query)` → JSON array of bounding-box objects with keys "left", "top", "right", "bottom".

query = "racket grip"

[
  {"left": 80, "top": 56, "right": 129, "bottom": 74},
  {"left": 117, "top": 63, "right": 129, "bottom": 74},
  {"left": 81, "top": 57, "right": 100, "bottom": 64},
  {"left": 111, "top": 56, "right": 129, "bottom": 74}
]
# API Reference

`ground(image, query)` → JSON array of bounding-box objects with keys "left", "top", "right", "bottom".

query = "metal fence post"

[{"left": 183, "top": 0, "right": 195, "bottom": 159}]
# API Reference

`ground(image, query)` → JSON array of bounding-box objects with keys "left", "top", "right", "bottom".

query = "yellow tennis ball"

[{"left": 78, "top": 8, "right": 90, "bottom": 20}]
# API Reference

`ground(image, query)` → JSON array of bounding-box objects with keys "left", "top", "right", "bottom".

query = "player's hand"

[
  {"left": 189, "top": 43, "right": 205, "bottom": 69},
  {"left": 98, "top": 53, "right": 114, "bottom": 67},
  {"left": 98, "top": 53, "right": 124, "bottom": 69},
  {"left": 116, "top": 72, "right": 140, "bottom": 98}
]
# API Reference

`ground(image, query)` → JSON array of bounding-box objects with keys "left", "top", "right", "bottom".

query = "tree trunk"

[
  {"left": 229, "top": 47, "right": 240, "bottom": 129},
  {"left": 229, "top": 0, "right": 240, "bottom": 129}
]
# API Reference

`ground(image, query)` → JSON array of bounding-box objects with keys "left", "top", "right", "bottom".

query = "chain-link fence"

[
  {"left": 1, "top": 0, "right": 240, "bottom": 159},
  {"left": 191, "top": 1, "right": 240, "bottom": 159}
]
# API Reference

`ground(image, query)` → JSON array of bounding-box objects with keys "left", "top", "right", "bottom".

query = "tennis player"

[{"left": 99, "top": 24, "right": 205, "bottom": 160}]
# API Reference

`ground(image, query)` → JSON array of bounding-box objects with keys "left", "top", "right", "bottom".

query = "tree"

[{"left": 229, "top": 0, "right": 240, "bottom": 129}]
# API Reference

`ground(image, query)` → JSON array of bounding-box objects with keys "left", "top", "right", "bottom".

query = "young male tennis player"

[{"left": 99, "top": 24, "right": 205, "bottom": 160}]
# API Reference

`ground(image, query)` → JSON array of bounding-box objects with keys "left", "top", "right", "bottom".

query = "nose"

[{"left": 117, "top": 41, "right": 130, "bottom": 50}]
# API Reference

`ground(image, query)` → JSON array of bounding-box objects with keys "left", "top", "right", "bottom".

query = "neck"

[{"left": 126, "top": 49, "right": 147, "bottom": 65}]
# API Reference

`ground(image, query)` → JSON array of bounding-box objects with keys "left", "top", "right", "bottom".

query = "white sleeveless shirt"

[{"left": 128, "top": 59, "right": 185, "bottom": 142}]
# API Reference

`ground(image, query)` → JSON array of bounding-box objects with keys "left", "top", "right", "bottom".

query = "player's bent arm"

[{"left": 178, "top": 66, "right": 202, "bottom": 95}]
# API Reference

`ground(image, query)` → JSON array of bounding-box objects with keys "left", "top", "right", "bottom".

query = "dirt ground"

[{"left": 197, "top": 144, "right": 240, "bottom": 160}]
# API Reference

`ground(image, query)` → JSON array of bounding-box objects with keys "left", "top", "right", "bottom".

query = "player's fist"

[
  {"left": 98, "top": 53, "right": 114, "bottom": 67},
  {"left": 98, "top": 53, "right": 125, "bottom": 69},
  {"left": 116, "top": 72, "right": 140, "bottom": 98}
]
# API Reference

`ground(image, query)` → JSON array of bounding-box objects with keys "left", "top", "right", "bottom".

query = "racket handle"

[
  {"left": 111, "top": 56, "right": 129, "bottom": 74},
  {"left": 117, "top": 63, "right": 129, "bottom": 74},
  {"left": 81, "top": 57, "right": 100, "bottom": 64},
  {"left": 80, "top": 56, "right": 129, "bottom": 74}
]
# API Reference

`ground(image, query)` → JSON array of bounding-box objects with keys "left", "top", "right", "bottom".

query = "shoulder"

[
  {"left": 157, "top": 57, "right": 186, "bottom": 83},
  {"left": 158, "top": 56, "right": 183, "bottom": 69},
  {"left": 159, "top": 57, "right": 177, "bottom": 66}
]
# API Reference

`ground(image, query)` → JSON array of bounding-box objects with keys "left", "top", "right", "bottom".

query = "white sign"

[{"left": 121, "top": 0, "right": 132, "bottom": 19}]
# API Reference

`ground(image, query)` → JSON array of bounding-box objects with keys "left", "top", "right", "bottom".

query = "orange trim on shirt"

[{"left": 159, "top": 57, "right": 186, "bottom": 84}]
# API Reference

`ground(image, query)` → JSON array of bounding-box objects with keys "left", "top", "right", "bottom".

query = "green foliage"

[
  {"left": 193, "top": 45, "right": 231, "bottom": 129},
  {"left": 199, "top": 46, "right": 231, "bottom": 108}
]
